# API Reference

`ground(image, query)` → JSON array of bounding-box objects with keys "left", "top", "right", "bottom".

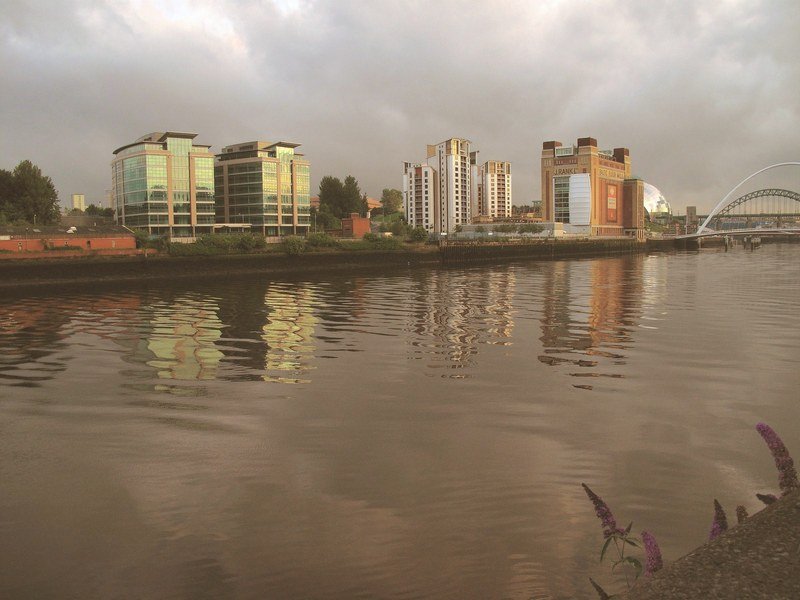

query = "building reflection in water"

[
  {"left": 406, "top": 268, "right": 516, "bottom": 376},
  {"left": 260, "top": 284, "right": 318, "bottom": 384},
  {"left": 135, "top": 283, "right": 319, "bottom": 385},
  {"left": 0, "top": 294, "right": 145, "bottom": 388},
  {"left": 145, "top": 295, "right": 225, "bottom": 380},
  {"left": 538, "top": 254, "right": 643, "bottom": 388}
]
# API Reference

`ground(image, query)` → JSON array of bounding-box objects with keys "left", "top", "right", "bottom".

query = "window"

[{"left": 554, "top": 176, "right": 570, "bottom": 223}]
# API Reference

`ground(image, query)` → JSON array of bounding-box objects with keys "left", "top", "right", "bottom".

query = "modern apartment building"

[
  {"left": 541, "top": 137, "right": 643, "bottom": 239},
  {"left": 71, "top": 194, "right": 85, "bottom": 212},
  {"left": 403, "top": 161, "right": 438, "bottom": 232},
  {"left": 112, "top": 132, "right": 215, "bottom": 237},
  {"left": 214, "top": 141, "right": 310, "bottom": 236},
  {"left": 403, "top": 137, "right": 472, "bottom": 234},
  {"left": 471, "top": 160, "right": 512, "bottom": 219}
]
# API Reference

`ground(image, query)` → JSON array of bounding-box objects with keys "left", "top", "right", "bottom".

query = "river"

[{"left": 1, "top": 244, "right": 799, "bottom": 599}]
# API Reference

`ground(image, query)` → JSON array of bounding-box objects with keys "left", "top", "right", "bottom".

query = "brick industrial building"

[{"left": 541, "top": 137, "right": 645, "bottom": 240}]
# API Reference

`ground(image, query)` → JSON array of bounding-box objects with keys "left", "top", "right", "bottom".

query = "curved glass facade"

[{"left": 643, "top": 182, "right": 671, "bottom": 217}]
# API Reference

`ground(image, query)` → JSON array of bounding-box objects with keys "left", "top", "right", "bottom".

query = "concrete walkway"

[{"left": 626, "top": 489, "right": 800, "bottom": 599}]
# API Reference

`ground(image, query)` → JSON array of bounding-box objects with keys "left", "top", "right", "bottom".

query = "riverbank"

[
  {"left": 0, "top": 238, "right": 643, "bottom": 290},
  {"left": 626, "top": 488, "right": 800, "bottom": 599}
]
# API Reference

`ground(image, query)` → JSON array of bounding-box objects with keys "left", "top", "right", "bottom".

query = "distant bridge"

[
  {"left": 680, "top": 162, "right": 800, "bottom": 240},
  {"left": 684, "top": 227, "right": 800, "bottom": 240}
]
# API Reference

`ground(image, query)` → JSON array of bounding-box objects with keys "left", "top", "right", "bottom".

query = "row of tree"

[
  {"left": 69, "top": 204, "right": 114, "bottom": 218},
  {"left": 0, "top": 160, "right": 60, "bottom": 225}
]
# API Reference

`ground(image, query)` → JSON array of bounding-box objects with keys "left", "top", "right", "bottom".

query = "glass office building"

[
  {"left": 112, "top": 132, "right": 215, "bottom": 237},
  {"left": 214, "top": 141, "right": 310, "bottom": 236}
]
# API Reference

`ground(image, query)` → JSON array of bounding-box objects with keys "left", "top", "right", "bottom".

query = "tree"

[
  {"left": 381, "top": 188, "right": 402, "bottom": 214},
  {"left": 318, "top": 176, "right": 345, "bottom": 217},
  {"left": 360, "top": 193, "right": 369, "bottom": 217},
  {"left": 311, "top": 203, "right": 340, "bottom": 230},
  {"left": 0, "top": 169, "right": 16, "bottom": 222},
  {"left": 341, "top": 175, "right": 363, "bottom": 217},
  {"left": 319, "top": 174, "right": 367, "bottom": 218},
  {"left": 84, "top": 204, "right": 114, "bottom": 218},
  {"left": 11, "top": 160, "right": 60, "bottom": 225}
]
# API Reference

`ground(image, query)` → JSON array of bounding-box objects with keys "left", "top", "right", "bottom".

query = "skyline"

[{"left": 1, "top": 0, "right": 798, "bottom": 213}]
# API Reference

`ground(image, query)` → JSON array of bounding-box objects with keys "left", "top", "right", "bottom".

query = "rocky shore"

[{"left": 626, "top": 488, "right": 800, "bottom": 599}]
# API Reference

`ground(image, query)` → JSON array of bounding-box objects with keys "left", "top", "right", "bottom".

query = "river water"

[{"left": 1, "top": 244, "right": 799, "bottom": 599}]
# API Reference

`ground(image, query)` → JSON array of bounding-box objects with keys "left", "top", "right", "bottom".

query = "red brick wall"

[
  {"left": 341, "top": 214, "right": 371, "bottom": 239},
  {"left": 0, "top": 236, "right": 136, "bottom": 252}
]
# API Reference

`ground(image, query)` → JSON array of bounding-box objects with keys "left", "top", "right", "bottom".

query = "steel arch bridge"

[
  {"left": 694, "top": 162, "right": 800, "bottom": 236},
  {"left": 713, "top": 188, "right": 800, "bottom": 218}
]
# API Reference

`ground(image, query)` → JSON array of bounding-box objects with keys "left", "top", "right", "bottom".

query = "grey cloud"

[{"left": 0, "top": 0, "right": 797, "bottom": 211}]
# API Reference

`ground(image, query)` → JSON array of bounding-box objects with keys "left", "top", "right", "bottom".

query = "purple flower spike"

[
  {"left": 641, "top": 530, "right": 663, "bottom": 576},
  {"left": 756, "top": 423, "right": 798, "bottom": 496},
  {"left": 582, "top": 483, "right": 625, "bottom": 538},
  {"left": 736, "top": 505, "right": 748, "bottom": 524},
  {"left": 756, "top": 493, "right": 778, "bottom": 506},
  {"left": 709, "top": 499, "right": 728, "bottom": 541}
]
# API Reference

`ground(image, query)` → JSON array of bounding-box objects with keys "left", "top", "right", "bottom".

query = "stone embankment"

[
  {"left": 1, "top": 238, "right": 645, "bottom": 290},
  {"left": 440, "top": 238, "right": 640, "bottom": 262},
  {"left": 626, "top": 489, "right": 800, "bottom": 600}
]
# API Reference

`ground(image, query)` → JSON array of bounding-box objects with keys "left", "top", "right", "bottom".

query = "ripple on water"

[{"left": 1, "top": 247, "right": 800, "bottom": 599}]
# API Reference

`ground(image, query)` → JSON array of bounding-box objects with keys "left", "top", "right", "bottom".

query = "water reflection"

[
  {"left": 537, "top": 255, "right": 644, "bottom": 389},
  {"left": 146, "top": 296, "right": 225, "bottom": 380},
  {"left": 0, "top": 258, "right": 648, "bottom": 389},
  {"left": 2, "top": 247, "right": 800, "bottom": 599},
  {"left": 261, "top": 285, "right": 318, "bottom": 384},
  {"left": 405, "top": 268, "right": 516, "bottom": 376}
]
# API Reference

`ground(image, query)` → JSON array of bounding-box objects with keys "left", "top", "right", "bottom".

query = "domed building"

[{"left": 643, "top": 183, "right": 671, "bottom": 220}]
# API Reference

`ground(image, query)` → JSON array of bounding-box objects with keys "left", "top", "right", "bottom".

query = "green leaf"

[
  {"left": 622, "top": 537, "right": 640, "bottom": 548},
  {"left": 600, "top": 536, "right": 615, "bottom": 562},
  {"left": 624, "top": 521, "right": 633, "bottom": 535},
  {"left": 622, "top": 556, "right": 643, "bottom": 579}
]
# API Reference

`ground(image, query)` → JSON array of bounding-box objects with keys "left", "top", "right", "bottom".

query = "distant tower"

[{"left": 71, "top": 193, "right": 86, "bottom": 212}]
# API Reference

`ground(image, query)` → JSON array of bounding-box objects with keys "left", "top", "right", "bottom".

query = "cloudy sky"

[{"left": 1, "top": 0, "right": 798, "bottom": 213}]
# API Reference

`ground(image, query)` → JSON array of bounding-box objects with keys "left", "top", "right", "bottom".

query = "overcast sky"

[{"left": 1, "top": 0, "right": 798, "bottom": 213}]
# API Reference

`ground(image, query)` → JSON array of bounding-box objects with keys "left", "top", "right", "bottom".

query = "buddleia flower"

[
  {"left": 582, "top": 483, "right": 625, "bottom": 538},
  {"left": 709, "top": 499, "right": 728, "bottom": 540},
  {"left": 756, "top": 423, "right": 798, "bottom": 496},
  {"left": 736, "top": 505, "right": 748, "bottom": 524},
  {"left": 641, "top": 530, "right": 663, "bottom": 576}
]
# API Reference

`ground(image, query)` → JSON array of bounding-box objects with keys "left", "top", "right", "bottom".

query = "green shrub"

[
  {"left": 165, "top": 233, "right": 265, "bottom": 256},
  {"left": 306, "top": 232, "right": 338, "bottom": 248},
  {"left": 373, "top": 237, "right": 402, "bottom": 250},
  {"left": 518, "top": 223, "right": 544, "bottom": 234},
  {"left": 390, "top": 220, "right": 409, "bottom": 237},
  {"left": 494, "top": 223, "right": 517, "bottom": 233},
  {"left": 236, "top": 234, "right": 261, "bottom": 252},
  {"left": 409, "top": 226, "right": 428, "bottom": 242},
  {"left": 281, "top": 235, "right": 306, "bottom": 255},
  {"left": 342, "top": 236, "right": 403, "bottom": 252}
]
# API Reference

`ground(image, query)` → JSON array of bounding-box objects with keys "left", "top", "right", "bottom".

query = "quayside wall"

[
  {"left": 1, "top": 238, "right": 645, "bottom": 291},
  {"left": 440, "top": 238, "right": 642, "bottom": 263}
]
